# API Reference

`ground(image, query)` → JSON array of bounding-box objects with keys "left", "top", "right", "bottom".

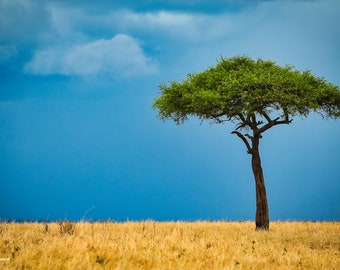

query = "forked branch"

[
  {"left": 231, "top": 131, "right": 252, "bottom": 154},
  {"left": 257, "top": 112, "right": 292, "bottom": 135}
]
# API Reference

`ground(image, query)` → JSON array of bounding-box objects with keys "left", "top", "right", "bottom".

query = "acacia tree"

[{"left": 153, "top": 56, "right": 340, "bottom": 230}]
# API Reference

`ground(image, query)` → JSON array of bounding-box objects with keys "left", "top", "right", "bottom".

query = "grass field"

[{"left": 0, "top": 221, "right": 339, "bottom": 269}]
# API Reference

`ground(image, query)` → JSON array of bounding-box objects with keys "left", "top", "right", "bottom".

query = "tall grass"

[{"left": 0, "top": 221, "right": 339, "bottom": 269}]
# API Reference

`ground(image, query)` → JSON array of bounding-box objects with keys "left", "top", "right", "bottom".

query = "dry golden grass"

[{"left": 0, "top": 221, "right": 339, "bottom": 269}]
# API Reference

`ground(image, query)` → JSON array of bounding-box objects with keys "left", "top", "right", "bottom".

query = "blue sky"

[{"left": 1, "top": 0, "right": 339, "bottom": 222}]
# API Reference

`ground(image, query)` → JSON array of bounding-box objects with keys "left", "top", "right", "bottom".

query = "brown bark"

[
  {"left": 231, "top": 113, "right": 293, "bottom": 230},
  {"left": 251, "top": 136, "right": 269, "bottom": 230}
]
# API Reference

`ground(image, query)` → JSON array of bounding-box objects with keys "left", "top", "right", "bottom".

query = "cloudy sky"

[{"left": 1, "top": 0, "right": 339, "bottom": 222}]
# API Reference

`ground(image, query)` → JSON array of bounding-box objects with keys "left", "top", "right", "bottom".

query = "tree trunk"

[{"left": 251, "top": 136, "right": 269, "bottom": 230}]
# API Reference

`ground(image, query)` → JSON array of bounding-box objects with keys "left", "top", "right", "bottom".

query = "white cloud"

[
  {"left": 43, "top": 4, "right": 237, "bottom": 44},
  {"left": 24, "top": 34, "right": 159, "bottom": 77},
  {"left": 103, "top": 10, "right": 237, "bottom": 43},
  {"left": 3, "top": 0, "right": 340, "bottom": 84}
]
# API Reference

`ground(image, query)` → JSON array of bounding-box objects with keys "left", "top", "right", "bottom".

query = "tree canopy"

[{"left": 154, "top": 56, "right": 340, "bottom": 126}]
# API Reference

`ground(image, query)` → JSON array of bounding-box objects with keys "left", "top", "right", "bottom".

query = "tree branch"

[
  {"left": 256, "top": 115, "right": 292, "bottom": 134},
  {"left": 235, "top": 114, "right": 251, "bottom": 130},
  {"left": 213, "top": 117, "right": 228, "bottom": 124},
  {"left": 250, "top": 114, "right": 256, "bottom": 125},
  {"left": 231, "top": 131, "right": 252, "bottom": 154},
  {"left": 262, "top": 111, "right": 272, "bottom": 123},
  {"left": 237, "top": 114, "right": 247, "bottom": 123},
  {"left": 211, "top": 112, "right": 226, "bottom": 118},
  {"left": 275, "top": 118, "right": 293, "bottom": 125},
  {"left": 210, "top": 112, "right": 231, "bottom": 124}
]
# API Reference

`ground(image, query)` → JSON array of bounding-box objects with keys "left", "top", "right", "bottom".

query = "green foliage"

[
  {"left": 153, "top": 56, "right": 340, "bottom": 125},
  {"left": 96, "top": 255, "right": 105, "bottom": 265}
]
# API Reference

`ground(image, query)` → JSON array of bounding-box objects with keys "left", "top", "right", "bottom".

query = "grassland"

[{"left": 0, "top": 221, "right": 339, "bottom": 269}]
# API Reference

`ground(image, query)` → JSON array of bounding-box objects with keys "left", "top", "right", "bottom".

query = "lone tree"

[{"left": 153, "top": 56, "right": 340, "bottom": 230}]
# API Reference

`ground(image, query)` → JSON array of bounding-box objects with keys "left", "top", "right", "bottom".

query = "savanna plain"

[{"left": 0, "top": 221, "right": 339, "bottom": 269}]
